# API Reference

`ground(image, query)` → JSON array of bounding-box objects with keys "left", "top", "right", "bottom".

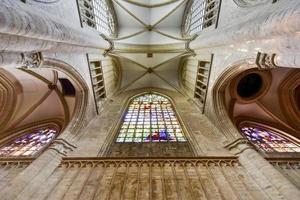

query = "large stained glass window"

[
  {"left": 241, "top": 126, "right": 300, "bottom": 153},
  {"left": 0, "top": 128, "right": 58, "bottom": 157},
  {"left": 116, "top": 94, "right": 187, "bottom": 143}
]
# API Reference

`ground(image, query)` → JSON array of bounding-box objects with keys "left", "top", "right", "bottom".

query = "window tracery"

[
  {"left": 0, "top": 127, "right": 58, "bottom": 157},
  {"left": 182, "top": 0, "right": 220, "bottom": 37},
  {"left": 78, "top": 0, "right": 117, "bottom": 36},
  {"left": 116, "top": 94, "right": 187, "bottom": 143},
  {"left": 240, "top": 125, "right": 300, "bottom": 153}
]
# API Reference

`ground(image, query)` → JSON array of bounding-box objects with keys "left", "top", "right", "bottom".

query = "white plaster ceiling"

[{"left": 111, "top": 0, "right": 192, "bottom": 92}]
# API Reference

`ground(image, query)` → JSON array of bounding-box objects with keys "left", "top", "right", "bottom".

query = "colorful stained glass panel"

[
  {"left": 116, "top": 94, "right": 187, "bottom": 143},
  {"left": 241, "top": 126, "right": 300, "bottom": 153},
  {"left": 0, "top": 128, "right": 57, "bottom": 157}
]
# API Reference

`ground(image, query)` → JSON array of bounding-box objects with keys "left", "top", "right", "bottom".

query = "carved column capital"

[
  {"left": 255, "top": 52, "right": 279, "bottom": 70},
  {"left": 21, "top": 52, "right": 43, "bottom": 69},
  {"left": 225, "top": 138, "right": 255, "bottom": 155}
]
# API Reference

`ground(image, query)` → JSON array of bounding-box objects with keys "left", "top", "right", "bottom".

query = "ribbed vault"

[{"left": 109, "top": 0, "right": 194, "bottom": 93}]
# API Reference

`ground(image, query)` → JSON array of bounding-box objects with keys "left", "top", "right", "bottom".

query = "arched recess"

[
  {"left": 0, "top": 58, "right": 90, "bottom": 199},
  {"left": 0, "top": 58, "right": 90, "bottom": 156},
  {"left": 211, "top": 59, "right": 256, "bottom": 144},
  {"left": 105, "top": 91, "right": 195, "bottom": 157},
  {"left": 238, "top": 121, "right": 300, "bottom": 155},
  {"left": 212, "top": 59, "right": 300, "bottom": 149},
  {"left": 40, "top": 58, "right": 90, "bottom": 146}
]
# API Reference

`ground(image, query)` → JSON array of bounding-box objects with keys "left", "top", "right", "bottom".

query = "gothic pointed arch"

[
  {"left": 0, "top": 122, "right": 60, "bottom": 157},
  {"left": 212, "top": 59, "right": 300, "bottom": 152},
  {"left": 239, "top": 121, "right": 300, "bottom": 153},
  {"left": 107, "top": 92, "right": 194, "bottom": 157}
]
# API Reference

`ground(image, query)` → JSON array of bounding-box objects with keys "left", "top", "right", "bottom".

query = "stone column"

[
  {"left": 226, "top": 139, "right": 300, "bottom": 200},
  {"left": 190, "top": 0, "right": 300, "bottom": 52},
  {"left": 0, "top": 138, "right": 76, "bottom": 200},
  {"left": 0, "top": 0, "right": 109, "bottom": 53}
]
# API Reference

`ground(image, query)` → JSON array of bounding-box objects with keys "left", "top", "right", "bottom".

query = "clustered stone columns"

[
  {"left": 0, "top": 135, "right": 78, "bottom": 200},
  {"left": 226, "top": 138, "right": 300, "bottom": 200},
  {"left": 0, "top": 0, "right": 109, "bottom": 63},
  {"left": 190, "top": 0, "right": 300, "bottom": 54}
]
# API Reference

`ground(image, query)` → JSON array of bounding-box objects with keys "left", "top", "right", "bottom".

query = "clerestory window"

[
  {"left": 0, "top": 127, "right": 58, "bottom": 157},
  {"left": 182, "top": 0, "right": 220, "bottom": 37},
  {"left": 78, "top": 0, "right": 117, "bottom": 36},
  {"left": 240, "top": 124, "right": 300, "bottom": 153}
]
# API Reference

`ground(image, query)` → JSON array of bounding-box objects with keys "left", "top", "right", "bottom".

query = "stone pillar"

[
  {"left": 190, "top": 0, "right": 300, "bottom": 51},
  {"left": 226, "top": 139, "right": 300, "bottom": 200},
  {"left": 0, "top": 0, "right": 109, "bottom": 53}
]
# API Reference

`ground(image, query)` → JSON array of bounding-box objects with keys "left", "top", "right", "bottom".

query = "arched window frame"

[
  {"left": 0, "top": 123, "right": 61, "bottom": 158},
  {"left": 182, "top": 0, "right": 221, "bottom": 37},
  {"left": 113, "top": 92, "right": 190, "bottom": 144},
  {"left": 78, "top": 0, "right": 118, "bottom": 37},
  {"left": 239, "top": 121, "right": 300, "bottom": 154}
]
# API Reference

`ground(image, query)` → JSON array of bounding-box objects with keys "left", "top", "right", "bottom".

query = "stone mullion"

[
  {"left": 208, "top": 164, "right": 239, "bottom": 200},
  {"left": 93, "top": 164, "right": 117, "bottom": 199},
  {"left": 123, "top": 163, "right": 139, "bottom": 200},
  {"left": 235, "top": 164, "right": 270, "bottom": 200},
  {"left": 31, "top": 167, "right": 66, "bottom": 200},
  {"left": 46, "top": 165, "right": 80, "bottom": 200},
  {"left": 163, "top": 162, "right": 179, "bottom": 200},
  {"left": 138, "top": 163, "right": 150, "bottom": 200},
  {"left": 200, "top": 163, "right": 223, "bottom": 200},
  {"left": 62, "top": 166, "right": 93, "bottom": 200},
  {"left": 79, "top": 164, "right": 107, "bottom": 200}
]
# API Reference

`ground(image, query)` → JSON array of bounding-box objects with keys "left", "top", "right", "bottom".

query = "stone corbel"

[
  {"left": 21, "top": 52, "right": 43, "bottom": 69},
  {"left": 100, "top": 34, "right": 114, "bottom": 57},
  {"left": 255, "top": 52, "right": 279, "bottom": 70},
  {"left": 225, "top": 137, "right": 255, "bottom": 155},
  {"left": 48, "top": 138, "right": 77, "bottom": 156}
]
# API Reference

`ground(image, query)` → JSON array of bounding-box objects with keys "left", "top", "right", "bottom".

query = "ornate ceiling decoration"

[{"left": 107, "top": 0, "right": 195, "bottom": 93}]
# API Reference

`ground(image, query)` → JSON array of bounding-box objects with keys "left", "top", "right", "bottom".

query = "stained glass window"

[
  {"left": 116, "top": 94, "right": 187, "bottom": 143},
  {"left": 0, "top": 128, "right": 58, "bottom": 157},
  {"left": 241, "top": 126, "right": 300, "bottom": 153},
  {"left": 78, "top": 0, "right": 117, "bottom": 36},
  {"left": 182, "top": 0, "right": 220, "bottom": 37}
]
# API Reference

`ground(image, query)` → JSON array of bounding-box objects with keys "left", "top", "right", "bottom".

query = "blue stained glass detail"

[{"left": 241, "top": 126, "right": 300, "bottom": 153}]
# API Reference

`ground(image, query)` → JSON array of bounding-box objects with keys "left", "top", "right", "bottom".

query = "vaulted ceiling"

[{"left": 110, "top": 0, "right": 193, "bottom": 93}]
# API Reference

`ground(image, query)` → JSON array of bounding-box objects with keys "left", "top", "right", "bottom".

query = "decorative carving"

[
  {"left": 60, "top": 157, "right": 240, "bottom": 168},
  {"left": 255, "top": 52, "right": 279, "bottom": 70},
  {"left": 100, "top": 34, "right": 114, "bottom": 57},
  {"left": 21, "top": 52, "right": 43, "bottom": 69},
  {"left": 48, "top": 138, "right": 77, "bottom": 156}
]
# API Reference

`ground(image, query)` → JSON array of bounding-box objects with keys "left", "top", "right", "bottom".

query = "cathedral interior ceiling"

[{"left": 110, "top": 0, "right": 192, "bottom": 92}]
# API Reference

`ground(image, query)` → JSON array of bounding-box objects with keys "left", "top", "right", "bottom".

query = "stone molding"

[
  {"left": 224, "top": 138, "right": 255, "bottom": 155},
  {"left": 255, "top": 52, "right": 279, "bottom": 70},
  {"left": 60, "top": 157, "right": 240, "bottom": 168},
  {"left": 48, "top": 138, "right": 77, "bottom": 156}
]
